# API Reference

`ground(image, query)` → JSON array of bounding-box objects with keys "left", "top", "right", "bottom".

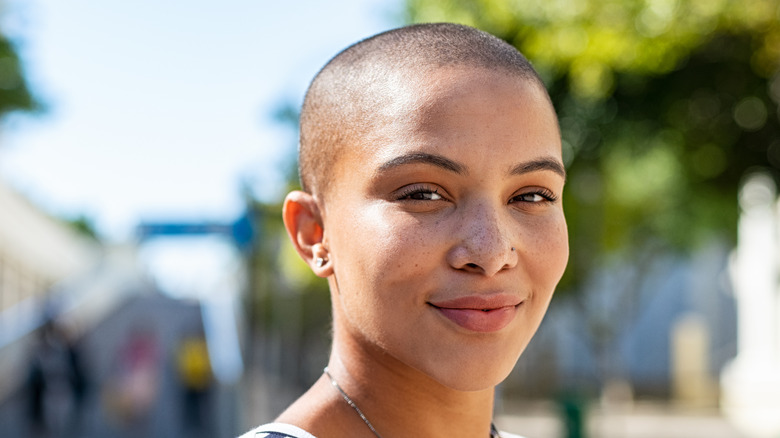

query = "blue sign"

[{"left": 136, "top": 209, "right": 257, "bottom": 252}]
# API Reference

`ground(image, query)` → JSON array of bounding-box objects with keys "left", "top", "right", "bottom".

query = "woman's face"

[{"left": 321, "top": 67, "right": 568, "bottom": 391}]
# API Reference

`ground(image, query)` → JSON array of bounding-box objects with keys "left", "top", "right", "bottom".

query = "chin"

[
  {"left": 420, "top": 348, "right": 523, "bottom": 392},
  {"left": 435, "top": 367, "right": 515, "bottom": 393}
]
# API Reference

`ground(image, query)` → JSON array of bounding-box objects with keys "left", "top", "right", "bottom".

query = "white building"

[{"left": 0, "top": 178, "right": 99, "bottom": 318}]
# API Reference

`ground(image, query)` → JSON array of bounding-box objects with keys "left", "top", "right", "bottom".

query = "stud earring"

[
  {"left": 511, "top": 247, "right": 516, "bottom": 252},
  {"left": 315, "top": 257, "right": 328, "bottom": 268}
]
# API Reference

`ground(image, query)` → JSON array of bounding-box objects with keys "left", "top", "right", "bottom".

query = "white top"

[
  {"left": 238, "top": 423, "right": 318, "bottom": 438},
  {"left": 239, "top": 422, "right": 524, "bottom": 438}
]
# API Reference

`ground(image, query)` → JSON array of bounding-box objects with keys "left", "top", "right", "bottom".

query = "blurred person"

[
  {"left": 176, "top": 329, "right": 214, "bottom": 436},
  {"left": 103, "top": 325, "right": 160, "bottom": 432},
  {"left": 241, "top": 23, "right": 568, "bottom": 438},
  {"left": 25, "top": 317, "right": 88, "bottom": 437}
]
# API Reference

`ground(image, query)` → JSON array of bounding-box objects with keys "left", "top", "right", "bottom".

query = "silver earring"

[
  {"left": 511, "top": 247, "right": 516, "bottom": 252},
  {"left": 315, "top": 257, "right": 328, "bottom": 268}
]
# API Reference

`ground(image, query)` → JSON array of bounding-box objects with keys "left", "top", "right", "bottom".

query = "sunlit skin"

[{"left": 281, "top": 67, "right": 568, "bottom": 438}]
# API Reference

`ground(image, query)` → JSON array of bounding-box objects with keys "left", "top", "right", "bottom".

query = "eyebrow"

[
  {"left": 377, "top": 152, "right": 566, "bottom": 180},
  {"left": 377, "top": 152, "right": 465, "bottom": 174},
  {"left": 511, "top": 157, "right": 567, "bottom": 180}
]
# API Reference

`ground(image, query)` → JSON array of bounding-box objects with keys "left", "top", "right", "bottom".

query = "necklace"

[
  {"left": 324, "top": 367, "right": 383, "bottom": 438},
  {"left": 323, "top": 367, "right": 501, "bottom": 438}
]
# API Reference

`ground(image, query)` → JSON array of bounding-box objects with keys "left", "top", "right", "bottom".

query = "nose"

[{"left": 446, "top": 201, "right": 517, "bottom": 276}]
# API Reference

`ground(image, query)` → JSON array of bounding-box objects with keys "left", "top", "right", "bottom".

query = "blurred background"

[{"left": 1, "top": 0, "right": 779, "bottom": 437}]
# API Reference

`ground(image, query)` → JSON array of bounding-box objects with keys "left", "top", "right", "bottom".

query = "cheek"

[
  {"left": 329, "top": 206, "right": 436, "bottom": 312},
  {"left": 349, "top": 207, "right": 438, "bottom": 273},
  {"left": 524, "top": 213, "right": 569, "bottom": 289}
]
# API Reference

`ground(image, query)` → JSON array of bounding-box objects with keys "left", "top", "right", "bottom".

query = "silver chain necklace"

[
  {"left": 323, "top": 367, "right": 501, "bottom": 438},
  {"left": 324, "top": 367, "right": 383, "bottom": 437}
]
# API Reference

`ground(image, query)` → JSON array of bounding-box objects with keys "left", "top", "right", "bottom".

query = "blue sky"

[{"left": 0, "top": 0, "right": 400, "bottom": 240}]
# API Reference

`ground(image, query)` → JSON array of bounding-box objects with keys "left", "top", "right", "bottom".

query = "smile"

[{"left": 429, "top": 294, "right": 522, "bottom": 333}]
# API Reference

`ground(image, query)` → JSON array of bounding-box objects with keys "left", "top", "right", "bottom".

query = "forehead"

[{"left": 369, "top": 68, "right": 556, "bottom": 161}]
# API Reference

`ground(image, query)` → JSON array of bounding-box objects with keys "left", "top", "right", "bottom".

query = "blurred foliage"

[
  {"left": 63, "top": 214, "right": 100, "bottom": 240},
  {"left": 0, "top": 32, "right": 37, "bottom": 119},
  {"left": 405, "top": 0, "right": 780, "bottom": 290}
]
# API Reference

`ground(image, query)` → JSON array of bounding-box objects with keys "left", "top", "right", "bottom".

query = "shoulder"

[
  {"left": 238, "top": 422, "right": 319, "bottom": 438},
  {"left": 498, "top": 431, "right": 525, "bottom": 438}
]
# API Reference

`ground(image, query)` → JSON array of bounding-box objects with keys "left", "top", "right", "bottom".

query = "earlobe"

[{"left": 282, "top": 190, "right": 333, "bottom": 277}]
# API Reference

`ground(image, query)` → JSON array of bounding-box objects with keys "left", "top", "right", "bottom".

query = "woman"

[{"left": 242, "top": 22, "right": 568, "bottom": 438}]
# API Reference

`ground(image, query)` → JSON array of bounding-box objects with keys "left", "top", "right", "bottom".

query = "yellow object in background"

[{"left": 177, "top": 337, "right": 211, "bottom": 391}]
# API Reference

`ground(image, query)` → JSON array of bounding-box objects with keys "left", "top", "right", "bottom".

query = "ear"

[{"left": 282, "top": 190, "right": 332, "bottom": 277}]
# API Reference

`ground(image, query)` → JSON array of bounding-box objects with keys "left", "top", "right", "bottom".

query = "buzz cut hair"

[{"left": 298, "top": 22, "right": 547, "bottom": 200}]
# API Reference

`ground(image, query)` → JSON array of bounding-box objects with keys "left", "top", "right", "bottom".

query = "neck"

[{"left": 326, "top": 333, "right": 496, "bottom": 438}]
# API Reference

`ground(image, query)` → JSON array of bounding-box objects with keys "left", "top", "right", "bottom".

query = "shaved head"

[{"left": 298, "top": 23, "right": 547, "bottom": 201}]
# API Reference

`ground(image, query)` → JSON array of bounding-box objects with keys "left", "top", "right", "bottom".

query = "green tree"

[{"left": 0, "top": 32, "right": 37, "bottom": 119}]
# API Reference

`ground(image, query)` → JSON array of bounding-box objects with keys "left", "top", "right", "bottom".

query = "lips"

[{"left": 429, "top": 294, "right": 522, "bottom": 333}]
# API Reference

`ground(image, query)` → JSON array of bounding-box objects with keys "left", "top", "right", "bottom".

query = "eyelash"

[
  {"left": 510, "top": 188, "right": 558, "bottom": 204},
  {"left": 397, "top": 185, "right": 443, "bottom": 201}
]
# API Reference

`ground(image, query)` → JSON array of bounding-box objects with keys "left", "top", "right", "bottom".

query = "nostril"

[{"left": 466, "top": 263, "right": 479, "bottom": 269}]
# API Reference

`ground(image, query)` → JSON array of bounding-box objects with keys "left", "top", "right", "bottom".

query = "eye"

[
  {"left": 397, "top": 185, "right": 444, "bottom": 201},
  {"left": 510, "top": 189, "right": 557, "bottom": 204}
]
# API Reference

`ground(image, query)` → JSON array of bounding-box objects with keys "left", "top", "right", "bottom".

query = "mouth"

[{"left": 428, "top": 294, "right": 523, "bottom": 333}]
